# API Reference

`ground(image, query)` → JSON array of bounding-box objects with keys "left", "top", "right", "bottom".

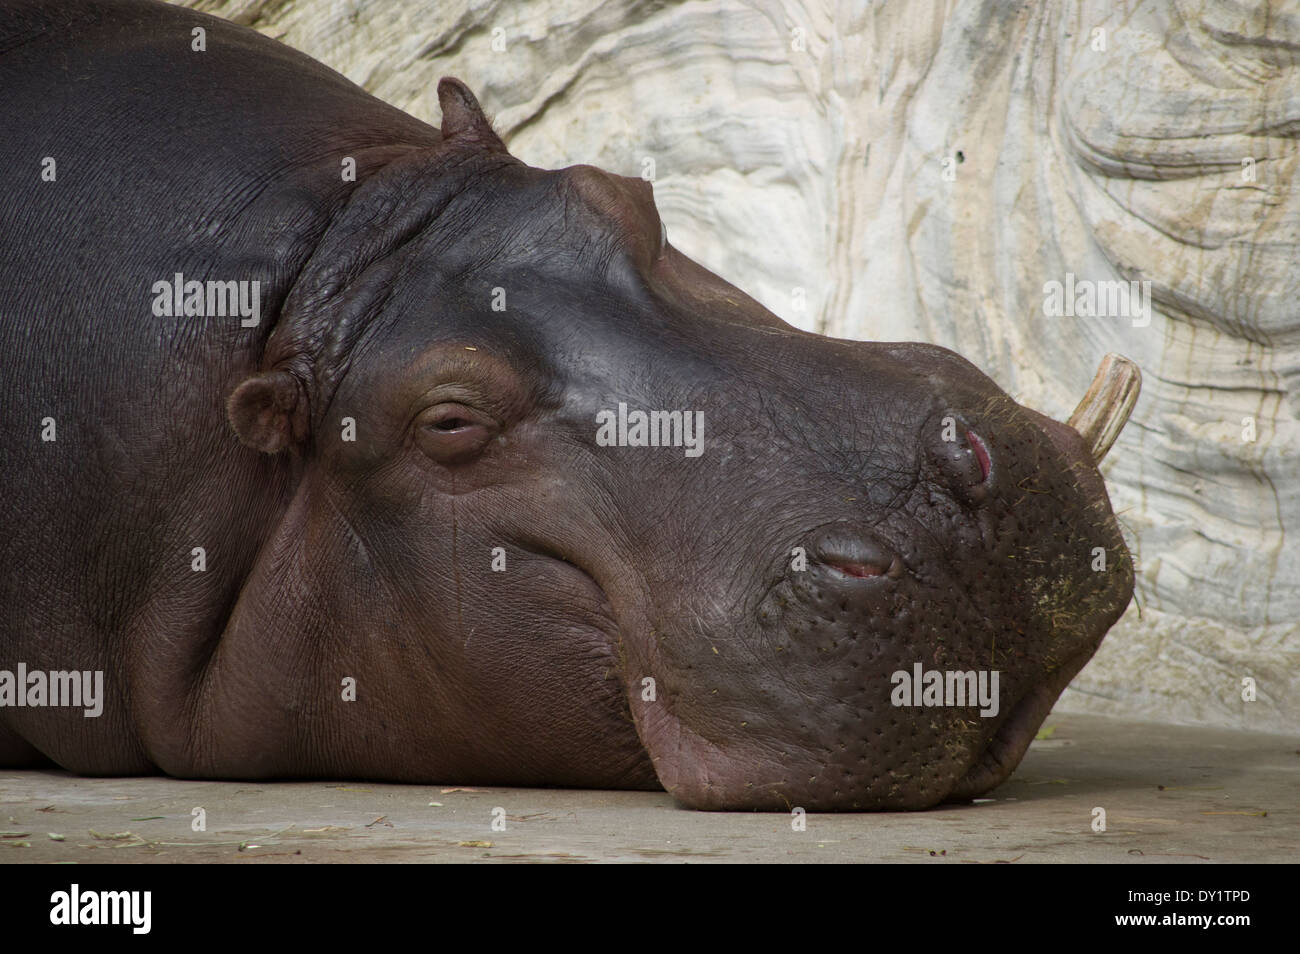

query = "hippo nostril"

[
  {"left": 825, "top": 560, "right": 886, "bottom": 579},
  {"left": 806, "top": 525, "right": 901, "bottom": 582},
  {"left": 967, "top": 428, "right": 991, "bottom": 483},
  {"left": 927, "top": 414, "right": 993, "bottom": 503}
]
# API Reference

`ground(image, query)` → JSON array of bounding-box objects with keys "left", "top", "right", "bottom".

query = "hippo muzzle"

[{"left": 619, "top": 351, "right": 1139, "bottom": 810}]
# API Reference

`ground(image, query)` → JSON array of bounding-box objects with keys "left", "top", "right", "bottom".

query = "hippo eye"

[
  {"left": 415, "top": 402, "right": 498, "bottom": 464},
  {"left": 432, "top": 415, "right": 472, "bottom": 432}
]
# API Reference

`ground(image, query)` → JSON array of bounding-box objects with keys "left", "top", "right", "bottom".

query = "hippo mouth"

[
  {"left": 946, "top": 645, "right": 1093, "bottom": 800},
  {"left": 950, "top": 358, "right": 1141, "bottom": 800},
  {"left": 630, "top": 597, "right": 1109, "bottom": 811},
  {"left": 633, "top": 696, "right": 757, "bottom": 807},
  {"left": 950, "top": 356, "right": 1142, "bottom": 800},
  {"left": 624, "top": 355, "right": 1140, "bottom": 811},
  {"left": 631, "top": 641, "right": 1097, "bottom": 810},
  {"left": 626, "top": 629, "right": 1103, "bottom": 809}
]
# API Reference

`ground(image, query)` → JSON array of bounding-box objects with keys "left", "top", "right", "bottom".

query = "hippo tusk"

[{"left": 1066, "top": 353, "right": 1141, "bottom": 462}]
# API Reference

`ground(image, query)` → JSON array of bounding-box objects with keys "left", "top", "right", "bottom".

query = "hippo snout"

[{"left": 625, "top": 355, "right": 1140, "bottom": 811}]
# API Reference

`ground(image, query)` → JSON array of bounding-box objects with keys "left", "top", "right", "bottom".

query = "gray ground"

[{"left": 0, "top": 713, "right": 1294, "bottom": 863}]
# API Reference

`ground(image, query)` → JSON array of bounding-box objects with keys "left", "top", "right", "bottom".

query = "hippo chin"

[{"left": 0, "top": 0, "right": 1137, "bottom": 811}]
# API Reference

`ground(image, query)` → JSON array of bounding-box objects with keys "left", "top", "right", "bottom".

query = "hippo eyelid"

[
  {"left": 413, "top": 402, "right": 500, "bottom": 464},
  {"left": 420, "top": 401, "right": 495, "bottom": 431},
  {"left": 428, "top": 416, "right": 474, "bottom": 432}
]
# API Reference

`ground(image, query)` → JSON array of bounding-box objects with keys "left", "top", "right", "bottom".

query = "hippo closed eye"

[{"left": 0, "top": 0, "right": 1137, "bottom": 811}]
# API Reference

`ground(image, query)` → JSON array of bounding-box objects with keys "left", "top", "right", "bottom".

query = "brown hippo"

[{"left": 0, "top": 0, "right": 1137, "bottom": 809}]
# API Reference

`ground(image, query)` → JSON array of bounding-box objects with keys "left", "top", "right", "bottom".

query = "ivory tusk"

[{"left": 1066, "top": 353, "right": 1141, "bottom": 462}]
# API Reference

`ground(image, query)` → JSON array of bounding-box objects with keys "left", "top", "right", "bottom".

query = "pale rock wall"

[{"left": 175, "top": 0, "right": 1299, "bottom": 733}]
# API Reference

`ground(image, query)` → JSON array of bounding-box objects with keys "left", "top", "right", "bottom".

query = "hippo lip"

[
  {"left": 1035, "top": 413, "right": 1088, "bottom": 461},
  {"left": 631, "top": 687, "right": 776, "bottom": 810},
  {"left": 627, "top": 621, "right": 845, "bottom": 810},
  {"left": 948, "top": 644, "right": 1095, "bottom": 800},
  {"left": 621, "top": 615, "right": 748, "bottom": 807},
  {"left": 635, "top": 667, "right": 1078, "bottom": 811},
  {"left": 511, "top": 539, "right": 624, "bottom": 646}
]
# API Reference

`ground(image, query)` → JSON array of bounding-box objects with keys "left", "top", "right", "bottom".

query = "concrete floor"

[{"left": 0, "top": 713, "right": 1294, "bottom": 863}]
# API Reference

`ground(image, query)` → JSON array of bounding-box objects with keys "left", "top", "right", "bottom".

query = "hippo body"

[{"left": 0, "top": 0, "right": 1135, "bottom": 810}]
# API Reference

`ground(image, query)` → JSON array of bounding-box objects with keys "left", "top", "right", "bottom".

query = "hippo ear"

[
  {"left": 227, "top": 370, "right": 309, "bottom": 453},
  {"left": 437, "top": 77, "right": 505, "bottom": 150}
]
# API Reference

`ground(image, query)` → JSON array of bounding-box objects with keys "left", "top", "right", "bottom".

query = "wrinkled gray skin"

[{"left": 0, "top": 0, "right": 1133, "bottom": 810}]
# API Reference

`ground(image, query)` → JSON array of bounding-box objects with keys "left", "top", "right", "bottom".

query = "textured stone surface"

[
  {"left": 174, "top": 0, "right": 1298, "bottom": 732},
  {"left": 2, "top": 714, "right": 1295, "bottom": 861}
]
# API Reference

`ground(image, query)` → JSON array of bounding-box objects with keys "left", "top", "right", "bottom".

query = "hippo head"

[{"left": 227, "top": 80, "right": 1137, "bottom": 810}]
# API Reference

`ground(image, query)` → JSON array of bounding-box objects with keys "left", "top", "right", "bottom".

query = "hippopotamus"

[{"left": 0, "top": 0, "right": 1139, "bottom": 810}]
